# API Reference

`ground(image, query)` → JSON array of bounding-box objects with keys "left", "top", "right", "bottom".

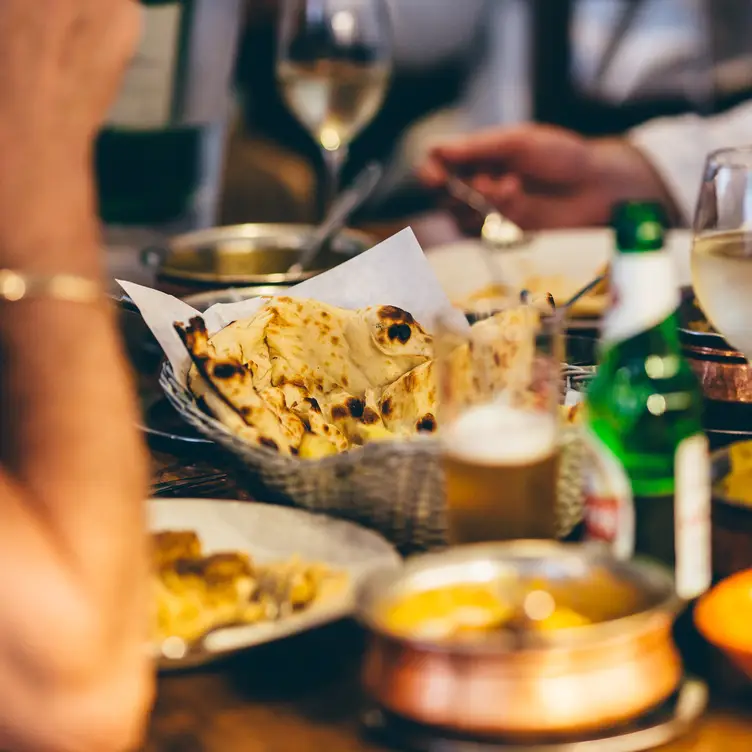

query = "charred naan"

[
  {"left": 177, "top": 297, "right": 541, "bottom": 458},
  {"left": 178, "top": 297, "right": 436, "bottom": 456}
]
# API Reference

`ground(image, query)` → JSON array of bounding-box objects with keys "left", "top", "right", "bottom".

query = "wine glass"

[
  {"left": 692, "top": 146, "right": 752, "bottom": 361},
  {"left": 276, "top": 0, "right": 392, "bottom": 211}
]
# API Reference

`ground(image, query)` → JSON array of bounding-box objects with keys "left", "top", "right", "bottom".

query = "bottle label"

[
  {"left": 107, "top": 3, "right": 183, "bottom": 129},
  {"left": 582, "top": 428, "right": 635, "bottom": 561},
  {"left": 602, "top": 251, "right": 680, "bottom": 346},
  {"left": 674, "top": 433, "right": 712, "bottom": 599}
]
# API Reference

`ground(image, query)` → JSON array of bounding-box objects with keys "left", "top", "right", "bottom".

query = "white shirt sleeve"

[
  {"left": 629, "top": 100, "right": 752, "bottom": 225},
  {"left": 384, "top": 0, "right": 486, "bottom": 70}
]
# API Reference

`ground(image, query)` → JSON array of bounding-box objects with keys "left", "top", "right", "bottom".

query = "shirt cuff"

[{"left": 628, "top": 114, "right": 710, "bottom": 226}]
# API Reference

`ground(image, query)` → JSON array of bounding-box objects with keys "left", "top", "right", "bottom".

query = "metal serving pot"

[
  {"left": 679, "top": 288, "right": 752, "bottom": 403},
  {"left": 356, "top": 541, "right": 683, "bottom": 738},
  {"left": 140, "top": 223, "right": 374, "bottom": 286}
]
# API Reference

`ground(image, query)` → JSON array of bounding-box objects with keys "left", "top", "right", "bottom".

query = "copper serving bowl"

[
  {"left": 679, "top": 288, "right": 752, "bottom": 403},
  {"left": 356, "top": 541, "right": 683, "bottom": 739}
]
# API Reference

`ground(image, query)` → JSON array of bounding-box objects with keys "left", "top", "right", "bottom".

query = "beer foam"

[{"left": 443, "top": 404, "right": 557, "bottom": 465}]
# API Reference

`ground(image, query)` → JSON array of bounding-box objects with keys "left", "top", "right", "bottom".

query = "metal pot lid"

[{"left": 142, "top": 223, "right": 373, "bottom": 286}]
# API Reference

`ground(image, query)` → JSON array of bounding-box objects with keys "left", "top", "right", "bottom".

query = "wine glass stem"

[{"left": 322, "top": 145, "right": 348, "bottom": 215}]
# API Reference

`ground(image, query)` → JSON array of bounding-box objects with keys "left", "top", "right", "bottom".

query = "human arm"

[
  {"left": 0, "top": 2, "right": 152, "bottom": 751},
  {"left": 628, "top": 99, "right": 752, "bottom": 225}
]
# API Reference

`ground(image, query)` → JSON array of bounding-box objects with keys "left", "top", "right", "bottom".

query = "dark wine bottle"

[{"left": 96, "top": 0, "right": 243, "bottom": 230}]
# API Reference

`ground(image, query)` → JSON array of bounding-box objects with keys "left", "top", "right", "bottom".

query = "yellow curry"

[
  {"left": 718, "top": 440, "right": 752, "bottom": 506},
  {"left": 382, "top": 582, "right": 591, "bottom": 642}
]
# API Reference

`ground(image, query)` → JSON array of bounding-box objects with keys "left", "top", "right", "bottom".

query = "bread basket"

[{"left": 160, "top": 362, "right": 588, "bottom": 553}]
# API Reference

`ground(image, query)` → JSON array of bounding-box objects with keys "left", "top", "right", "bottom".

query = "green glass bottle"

[
  {"left": 584, "top": 201, "right": 711, "bottom": 600},
  {"left": 96, "top": 0, "right": 242, "bottom": 230}
]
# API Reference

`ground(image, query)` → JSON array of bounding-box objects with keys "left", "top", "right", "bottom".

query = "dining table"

[
  {"left": 144, "top": 430, "right": 752, "bottom": 752},
  {"left": 118, "top": 216, "right": 752, "bottom": 752}
]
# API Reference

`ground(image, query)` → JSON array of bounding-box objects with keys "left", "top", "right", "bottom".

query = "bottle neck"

[{"left": 601, "top": 248, "right": 680, "bottom": 347}]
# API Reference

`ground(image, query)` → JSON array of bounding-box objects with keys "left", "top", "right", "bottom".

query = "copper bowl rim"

[
  {"left": 682, "top": 341, "right": 748, "bottom": 362},
  {"left": 355, "top": 541, "right": 683, "bottom": 656}
]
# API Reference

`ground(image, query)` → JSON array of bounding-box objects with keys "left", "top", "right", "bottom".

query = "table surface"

[
  {"left": 126, "top": 200, "right": 751, "bottom": 749},
  {"left": 145, "top": 445, "right": 752, "bottom": 752}
]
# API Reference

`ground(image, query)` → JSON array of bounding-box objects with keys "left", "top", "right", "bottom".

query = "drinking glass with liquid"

[
  {"left": 435, "top": 302, "right": 563, "bottom": 544},
  {"left": 276, "top": 0, "right": 392, "bottom": 210},
  {"left": 692, "top": 146, "right": 752, "bottom": 362}
]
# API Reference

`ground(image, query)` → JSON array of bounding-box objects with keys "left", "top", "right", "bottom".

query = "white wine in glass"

[
  {"left": 692, "top": 147, "right": 752, "bottom": 360},
  {"left": 278, "top": 59, "right": 389, "bottom": 153},
  {"left": 277, "top": 0, "right": 391, "bottom": 210}
]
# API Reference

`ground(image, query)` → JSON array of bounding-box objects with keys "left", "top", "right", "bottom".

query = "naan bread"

[
  {"left": 263, "top": 297, "right": 432, "bottom": 398},
  {"left": 379, "top": 361, "right": 437, "bottom": 436},
  {"left": 177, "top": 298, "right": 434, "bottom": 456},
  {"left": 178, "top": 317, "right": 303, "bottom": 454},
  {"left": 177, "top": 298, "right": 543, "bottom": 458}
]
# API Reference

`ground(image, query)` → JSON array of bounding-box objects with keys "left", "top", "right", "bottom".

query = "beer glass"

[{"left": 436, "top": 301, "right": 563, "bottom": 544}]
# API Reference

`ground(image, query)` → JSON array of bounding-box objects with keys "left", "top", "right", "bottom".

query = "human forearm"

[
  {"left": 0, "top": 154, "right": 148, "bottom": 584},
  {"left": 0, "top": 2, "right": 152, "bottom": 748},
  {"left": 0, "top": 161, "right": 152, "bottom": 749}
]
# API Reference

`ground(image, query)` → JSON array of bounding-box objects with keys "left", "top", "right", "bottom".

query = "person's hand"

[{"left": 418, "top": 124, "right": 679, "bottom": 231}]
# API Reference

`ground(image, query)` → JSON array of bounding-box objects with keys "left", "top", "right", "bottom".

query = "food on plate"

[
  {"left": 716, "top": 440, "right": 752, "bottom": 505},
  {"left": 461, "top": 266, "right": 609, "bottom": 318},
  {"left": 175, "top": 297, "right": 538, "bottom": 458},
  {"left": 152, "top": 530, "right": 348, "bottom": 643},
  {"left": 380, "top": 580, "right": 592, "bottom": 642}
]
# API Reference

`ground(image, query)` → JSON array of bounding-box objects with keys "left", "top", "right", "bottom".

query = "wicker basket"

[{"left": 160, "top": 362, "right": 595, "bottom": 553}]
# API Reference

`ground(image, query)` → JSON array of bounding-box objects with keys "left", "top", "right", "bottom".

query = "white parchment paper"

[{"left": 118, "top": 227, "right": 466, "bottom": 384}]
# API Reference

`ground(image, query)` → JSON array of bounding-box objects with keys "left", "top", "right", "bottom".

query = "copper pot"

[
  {"left": 356, "top": 541, "right": 683, "bottom": 738},
  {"left": 682, "top": 340, "right": 752, "bottom": 403},
  {"left": 679, "top": 288, "right": 752, "bottom": 403}
]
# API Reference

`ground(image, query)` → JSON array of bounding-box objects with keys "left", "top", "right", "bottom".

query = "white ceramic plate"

[
  {"left": 427, "top": 228, "right": 692, "bottom": 307},
  {"left": 150, "top": 498, "right": 400, "bottom": 670}
]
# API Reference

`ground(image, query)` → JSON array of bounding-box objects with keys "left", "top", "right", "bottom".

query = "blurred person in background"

[
  {"left": 380, "top": 0, "right": 752, "bottom": 229},
  {"left": 0, "top": 1, "right": 152, "bottom": 750}
]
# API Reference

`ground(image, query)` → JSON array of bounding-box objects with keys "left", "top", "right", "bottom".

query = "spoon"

[
  {"left": 287, "top": 161, "right": 383, "bottom": 276},
  {"left": 445, "top": 175, "right": 528, "bottom": 249}
]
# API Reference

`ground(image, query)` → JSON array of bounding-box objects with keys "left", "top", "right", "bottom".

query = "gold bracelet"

[{"left": 0, "top": 269, "right": 102, "bottom": 304}]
